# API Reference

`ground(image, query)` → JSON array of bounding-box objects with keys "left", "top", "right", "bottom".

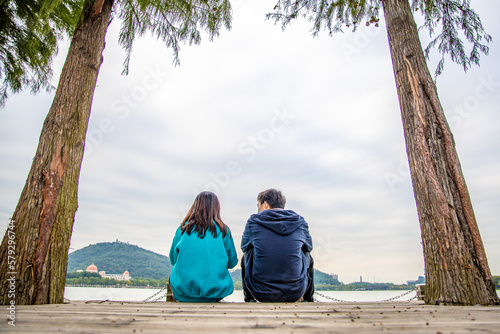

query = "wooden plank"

[{"left": 3, "top": 301, "right": 500, "bottom": 333}]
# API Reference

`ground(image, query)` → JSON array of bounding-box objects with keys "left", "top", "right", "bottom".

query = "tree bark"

[
  {"left": 382, "top": 0, "right": 499, "bottom": 305},
  {"left": 0, "top": 0, "right": 114, "bottom": 305}
]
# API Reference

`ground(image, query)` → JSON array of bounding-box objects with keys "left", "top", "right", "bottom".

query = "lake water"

[{"left": 64, "top": 287, "right": 442, "bottom": 303}]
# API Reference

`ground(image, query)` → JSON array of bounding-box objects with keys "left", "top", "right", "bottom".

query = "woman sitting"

[{"left": 168, "top": 191, "right": 238, "bottom": 302}]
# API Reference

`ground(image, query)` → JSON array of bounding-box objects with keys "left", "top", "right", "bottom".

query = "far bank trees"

[{"left": 0, "top": 0, "right": 81, "bottom": 106}]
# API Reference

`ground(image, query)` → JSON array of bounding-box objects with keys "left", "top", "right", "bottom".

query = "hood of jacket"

[{"left": 248, "top": 209, "right": 305, "bottom": 236}]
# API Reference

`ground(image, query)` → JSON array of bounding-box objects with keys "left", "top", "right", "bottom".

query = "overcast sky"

[{"left": 1, "top": 0, "right": 499, "bottom": 284}]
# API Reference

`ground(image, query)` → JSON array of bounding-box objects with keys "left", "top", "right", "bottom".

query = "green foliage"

[
  {"left": 67, "top": 241, "right": 172, "bottom": 280},
  {"left": 0, "top": 0, "right": 82, "bottom": 106},
  {"left": 66, "top": 271, "right": 102, "bottom": 279},
  {"left": 66, "top": 276, "right": 129, "bottom": 286},
  {"left": 267, "top": 0, "right": 491, "bottom": 78},
  {"left": 314, "top": 269, "right": 341, "bottom": 285},
  {"left": 269, "top": 0, "right": 381, "bottom": 34},
  {"left": 1, "top": 0, "right": 232, "bottom": 104},
  {"left": 413, "top": 0, "right": 492, "bottom": 78},
  {"left": 116, "top": 0, "right": 232, "bottom": 74},
  {"left": 65, "top": 271, "right": 120, "bottom": 286},
  {"left": 129, "top": 277, "right": 168, "bottom": 287},
  {"left": 493, "top": 276, "right": 499, "bottom": 289},
  {"left": 230, "top": 268, "right": 242, "bottom": 282},
  {"left": 229, "top": 269, "right": 243, "bottom": 290}
]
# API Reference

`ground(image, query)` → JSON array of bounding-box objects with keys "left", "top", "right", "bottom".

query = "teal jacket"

[{"left": 169, "top": 224, "right": 238, "bottom": 302}]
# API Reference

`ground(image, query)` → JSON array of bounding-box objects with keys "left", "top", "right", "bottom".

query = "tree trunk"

[
  {"left": 382, "top": 0, "right": 499, "bottom": 305},
  {"left": 0, "top": 0, "right": 114, "bottom": 305}
]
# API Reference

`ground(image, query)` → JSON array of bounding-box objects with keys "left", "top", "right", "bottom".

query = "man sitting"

[{"left": 241, "top": 188, "right": 314, "bottom": 302}]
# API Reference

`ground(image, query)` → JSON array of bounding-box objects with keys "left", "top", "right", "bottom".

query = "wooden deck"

[{"left": 3, "top": 300, "right": 500, "bottom": 333}]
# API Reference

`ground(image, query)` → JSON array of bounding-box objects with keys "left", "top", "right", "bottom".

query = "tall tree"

[
  {"left": 268, "top": 0, "right": 499, "bottom": 305},
  {"left": 0, "top": 0, "right": 82, "bottom": 106},
  {"left": 0, "top": 0, "right": 231, "bottom": 305}
]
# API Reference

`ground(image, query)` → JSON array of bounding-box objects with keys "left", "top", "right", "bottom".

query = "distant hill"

[
  {"left": 67, "top": 241, "right": 171, "bottom": 280},
  {"left": 314, "top": 269, "right": 341, "bottom": 285}
]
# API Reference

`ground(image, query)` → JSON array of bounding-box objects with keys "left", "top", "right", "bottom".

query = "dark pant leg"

[
  {"left": 303, "top": 253, "right": 315, "bottom": 302},
  {"left": 241, "top": 252, "right": 256, "bottom": 302}
]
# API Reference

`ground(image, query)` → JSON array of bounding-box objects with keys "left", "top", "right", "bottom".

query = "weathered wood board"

[{"left": 3, "top": 300, "right": 500, "bottom": 333}]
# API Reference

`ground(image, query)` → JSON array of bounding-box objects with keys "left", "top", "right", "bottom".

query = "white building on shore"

[{"left": 78, "top": 263, "right": 131, "bottom": 281}]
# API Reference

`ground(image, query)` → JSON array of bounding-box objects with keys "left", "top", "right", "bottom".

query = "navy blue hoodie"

[{"left": 241, "top": 209, "right": 313, "bottom": 302}]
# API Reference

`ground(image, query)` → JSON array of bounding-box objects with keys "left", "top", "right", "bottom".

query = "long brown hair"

[{"left": 181, "top": 191, "right": 228, "bottom": 238}]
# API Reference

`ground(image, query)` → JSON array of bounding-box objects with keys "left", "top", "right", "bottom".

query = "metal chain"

[
  {"left": 149, "top": 290, "right": 168, "bottom": 302},
  {"left": 313, "top": 292, "right": 351, "bottom": 303},
  {"left": 143, "top": 286, "right": 168, "bottom": 302},
  {"left": 314, "top": 286, "right": 418, "bottom": 303},
  {"left": 143, "top": 286, "right": 419, "bottom": 303},
  {"left": 379, "top": 286, "right": 418, "bottom": 302}
]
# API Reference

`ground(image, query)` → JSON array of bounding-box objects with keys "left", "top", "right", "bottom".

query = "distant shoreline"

[{"left": 65, "top": 285, "right": 162, "bottom": 289}]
